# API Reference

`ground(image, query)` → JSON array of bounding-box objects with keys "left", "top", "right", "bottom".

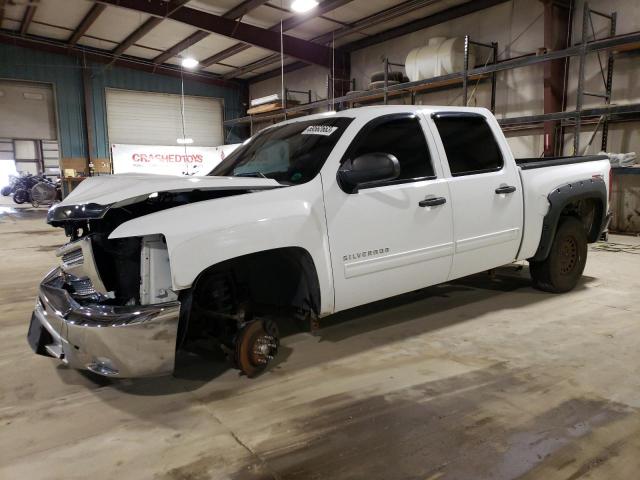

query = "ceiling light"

[
  {"left": 291, "top": 0, "right": 318, "bottom": 13},
  {"left": 181, "top": 57, "right": 199, "bottom": 69},
  {"left": 177, "top": 138, "right": 194, "bottom": 144}
]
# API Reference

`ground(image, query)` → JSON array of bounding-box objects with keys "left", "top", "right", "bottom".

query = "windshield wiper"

[{"left": 235, "top": 172, "right": 268, "bottom": 179}]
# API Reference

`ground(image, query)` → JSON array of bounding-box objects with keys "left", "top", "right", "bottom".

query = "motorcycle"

[
  {"left": 12, "top": 174, "right": 40, "bottom": 204},
  {"left": 11, "top": 174, "right": 61, "bottom": 206},
  {"left": 1, "top": 175, "right": 18, "bottom": 197}
]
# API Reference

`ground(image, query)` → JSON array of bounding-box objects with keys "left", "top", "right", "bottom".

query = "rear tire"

[
  {"left": 13, "top": 189, "right": 29, "bottom": 204},
  {"left": 529, "top": 216, "right": 587, "bottom": 293}
]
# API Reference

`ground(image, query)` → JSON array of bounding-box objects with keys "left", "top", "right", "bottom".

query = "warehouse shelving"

[{"left": 225, "top": 3, "right": 640, "bottom": 154}]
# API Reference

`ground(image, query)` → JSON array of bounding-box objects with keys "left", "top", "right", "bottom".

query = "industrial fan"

[{"left": 30, "top": 180, "right": 60, "bottom": 208}]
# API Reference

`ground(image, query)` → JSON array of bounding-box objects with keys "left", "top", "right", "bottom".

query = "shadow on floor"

[{"left": 68, "top": 264, "right": 595, "bottom": 398}]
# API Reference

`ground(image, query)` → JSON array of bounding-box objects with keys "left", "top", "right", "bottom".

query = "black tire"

[
  {"left": 1, "top": 186, "right": 11, "bottom": 196},
  {"left": 529, "top": 216, "right": 588, "bottom": 293},
  {"left": 13, "top": 189, "right": 29, "bottom": 204},
  {"left": 370, "top": 70, "right": 405, "bottom": 83},
  {"left": 368, "top": 80, "right": 399, "bottom": 90}
]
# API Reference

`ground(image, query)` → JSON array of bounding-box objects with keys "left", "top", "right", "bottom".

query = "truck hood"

[
  {"left": 48, "top": 173, "right": 283, "bottom": 224},
  {"left": 60, "top": 174, "right": 281, "bottom": 206}
]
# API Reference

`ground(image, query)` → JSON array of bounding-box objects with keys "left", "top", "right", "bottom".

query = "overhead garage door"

[
  {"left": 105, "top": 89, "right": 223, "bottom": 147},
  {"left": 0, "top": 80, "right": 57, "bottom": 140}
]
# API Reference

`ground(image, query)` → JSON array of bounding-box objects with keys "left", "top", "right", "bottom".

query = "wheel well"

[
  {"left": 532, "top": 177, "right": 607, "bottom": 262},
  {"left": 559, "top": 197, "right": 604, "bottom": 243},
  {"left": 194, "top": 247, "right": 321, "bottom": 316}
]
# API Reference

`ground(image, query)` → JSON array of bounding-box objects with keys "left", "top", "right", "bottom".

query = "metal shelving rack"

[
  {"left": 226, "top": 3, "right": 640, "bottom": 154},
  {"left": 574, "top": 3, "right": 618, "bottom": 154}
]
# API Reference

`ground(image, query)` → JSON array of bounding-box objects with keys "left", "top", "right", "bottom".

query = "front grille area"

[
  {"left": 62, "top": 249, "right": 84, "bottom": 268},
  {"left": 67, "top": 276, "right": 97, "bottom": 297}
]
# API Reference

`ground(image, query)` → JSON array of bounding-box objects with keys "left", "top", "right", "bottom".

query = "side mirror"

[{"left": 338, "top": 152, "right": 400, "bottom": 192}]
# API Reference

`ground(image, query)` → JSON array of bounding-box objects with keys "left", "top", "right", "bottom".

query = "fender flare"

[{"left": 531, "top": 177, "right": 607, "bottom": 262}]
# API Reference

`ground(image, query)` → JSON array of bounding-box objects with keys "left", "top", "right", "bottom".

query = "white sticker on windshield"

[{"left": 302, "top": 125, "right": 338, "bottom": 136}]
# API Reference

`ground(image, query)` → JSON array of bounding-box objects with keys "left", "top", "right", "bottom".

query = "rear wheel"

[
  {"left": 529, "top": 216, "right": 587, "bottom": 293},
  {"left": 13, "top": 189, "right": 29, "bottom": 204}
]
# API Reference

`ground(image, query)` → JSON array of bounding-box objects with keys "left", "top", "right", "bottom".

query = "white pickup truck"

[{"left": 28, "top": 106, "right": 610, "bottom": 378}]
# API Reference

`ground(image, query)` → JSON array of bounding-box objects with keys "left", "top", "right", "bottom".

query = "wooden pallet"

[{"left": 247, "top": 100, "right": 300, "bottom": 115}]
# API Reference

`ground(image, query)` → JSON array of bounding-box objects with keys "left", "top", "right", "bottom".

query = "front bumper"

[{"left": 27, "top": 268, "right": 181, "bottom": 378}]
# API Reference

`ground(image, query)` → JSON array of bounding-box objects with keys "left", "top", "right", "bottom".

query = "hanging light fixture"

[
  {"left": 291, "top": 0, "right": 318, "bottom": 13},
  {"left": 181, "top": 57, "right": 199, "bottom": 69}
]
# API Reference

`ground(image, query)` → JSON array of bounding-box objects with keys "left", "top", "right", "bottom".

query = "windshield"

[{"left": 210, "top": 117, "right": 354, "bottom": 184}]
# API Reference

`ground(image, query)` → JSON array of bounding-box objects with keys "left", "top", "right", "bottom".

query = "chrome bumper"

[{"left": 27, "top": 268, "right": 181, "bottom": 378}]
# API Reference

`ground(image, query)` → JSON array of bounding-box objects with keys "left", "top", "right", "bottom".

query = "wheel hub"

[
  {"left": 235, "top": 319, "right": 280, "bottom": 376},
  {"left": 250, "top": 334, "right": 278, "bottom": 365},
  {"left": 559, "top": 236, "right": 578, "bottom": 274}
]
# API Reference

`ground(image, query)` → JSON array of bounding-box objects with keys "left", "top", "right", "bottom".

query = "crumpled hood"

[{"left": 58, "top": 173, "right": 282, "bottom": 207}]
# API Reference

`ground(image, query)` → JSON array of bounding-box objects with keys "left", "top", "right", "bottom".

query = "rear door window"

[{"left": 433, "top": 113, "right": 504, "bottom": 176}]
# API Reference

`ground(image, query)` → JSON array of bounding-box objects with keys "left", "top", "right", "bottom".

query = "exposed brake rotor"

[{"left": 235, "top": 319, "right": 279, "bottom": 377}]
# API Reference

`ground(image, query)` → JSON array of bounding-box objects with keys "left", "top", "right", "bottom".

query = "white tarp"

[{"left": 111, "top": 143, "right": 240, "bottom": 176}]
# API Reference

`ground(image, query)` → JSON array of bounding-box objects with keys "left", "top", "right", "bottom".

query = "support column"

[
  {"left": 82, "top": 66, "right": 96, "bottom": 176},
  {"left": 541, "top": 0, "right": 573, "bottom": 156}
]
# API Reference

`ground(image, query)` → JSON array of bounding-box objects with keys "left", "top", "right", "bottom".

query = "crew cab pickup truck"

[{"left": 27, "top": 106, "right": 610, "bottom": 378}]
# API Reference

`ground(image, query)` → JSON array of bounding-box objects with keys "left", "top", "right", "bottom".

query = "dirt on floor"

[{"left": 1, "top": 198, "right": 640, "bottom": 480}]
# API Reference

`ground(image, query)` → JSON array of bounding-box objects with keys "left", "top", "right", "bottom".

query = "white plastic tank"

[{"left": 405, "top": 37, "right": 476, "bottom": 82}]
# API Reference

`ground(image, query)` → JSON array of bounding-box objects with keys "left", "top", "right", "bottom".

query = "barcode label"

[{"left": 302, "top": 125, "right": 338, "bottom": 136}]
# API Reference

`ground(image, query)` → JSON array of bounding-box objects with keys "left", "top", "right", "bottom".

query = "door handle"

[
  {"left": 419, "top": 196, "right": 446, "bottom": 207},
  {"left": 495, "top": 185, "right": 517, "bottom": 194}
]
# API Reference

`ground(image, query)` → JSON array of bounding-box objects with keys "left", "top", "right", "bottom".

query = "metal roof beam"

[
  {"left": 231, "top": 0, "right": 447, "bottom": 79},
  {"left": 20, "top": 3, "right": 37, "bottom": 35},
  {"left": 222, "top": 0, "right": 270, "bottom": 20},
  {"left": 151, "top": 0, "right": 273, "bottom": 66},
  {"left": 109, "top": 0, "right": 191, "bottom": 58},
  {"left": 203, "top": 0, "right": 353, "bottom": 72},
  {"left": 244, "top": 0, "right": 509, "bottom": 82},
  {"left": 0, "top": 30, "right": 243, "bottom": 90},
  {"left": 343, "top": 0, "right": 510, "bottom": 51},
  {"left": 97, "top": 0, "right": 339, "bottom": 69},
  {"left": 200, "top": 0, "right": 352, "bottom": 67},
  {"left": 68, "top": 3, "right": 107, "bottom": 46},
  {"left": 0, "top": 0, "right": 6, "bottom": 27},
  {"left": 152, "top": 29, "right": 209, "bottom": 64}
]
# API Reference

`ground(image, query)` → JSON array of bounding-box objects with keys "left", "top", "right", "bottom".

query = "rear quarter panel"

[{"left": 517, "top": 159, "right": 610, "bottom": 260}]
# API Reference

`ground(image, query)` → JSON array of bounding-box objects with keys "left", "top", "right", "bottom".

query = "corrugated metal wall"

[
  {"left": 0, "top": 43, "right": 86, "bottom": 159},
  {"left": 0, "top": 43, "right": 244, "bottom": 162}
]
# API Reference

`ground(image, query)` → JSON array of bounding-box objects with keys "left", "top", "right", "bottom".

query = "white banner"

[{"left": 111, "top": 143, "right": 240, "bottom": 176}]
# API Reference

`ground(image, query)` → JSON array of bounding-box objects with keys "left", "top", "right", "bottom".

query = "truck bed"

[{"left": 516, "top": 155, "right": 608, "bottom": 170}]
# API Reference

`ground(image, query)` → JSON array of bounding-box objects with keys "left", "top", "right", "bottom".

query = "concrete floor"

[{"left": 1, "top": 198, "right": 640, "bottom": 480}]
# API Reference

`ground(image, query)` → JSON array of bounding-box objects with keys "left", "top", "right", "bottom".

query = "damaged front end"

[
  {"left": 28, "top": 194, "right": 191, "bottom": 377},
  {"left": 28, "top": 177, "right": 284, "bottom": 377},
  {"left": 27, "top": 231, "right": 181, "bottom": 378}
]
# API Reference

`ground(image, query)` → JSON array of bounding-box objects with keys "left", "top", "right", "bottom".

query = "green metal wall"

[
  {"left": 0, "top": 43, "right": 87, "bottom": 159},
  {"left": 0, "top": 43, "right": 244, "bottom": 161}
]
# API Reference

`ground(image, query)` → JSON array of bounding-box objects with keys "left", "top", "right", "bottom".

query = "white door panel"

[
  {"left": 322, "top": 112, "right": 454, "bottom": 312},
  {"left": 325, "top": 178, "right": 453, "bottom": 311},
  {"left": 429, "top": 111, "right": 523, "bottom": 280}
]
